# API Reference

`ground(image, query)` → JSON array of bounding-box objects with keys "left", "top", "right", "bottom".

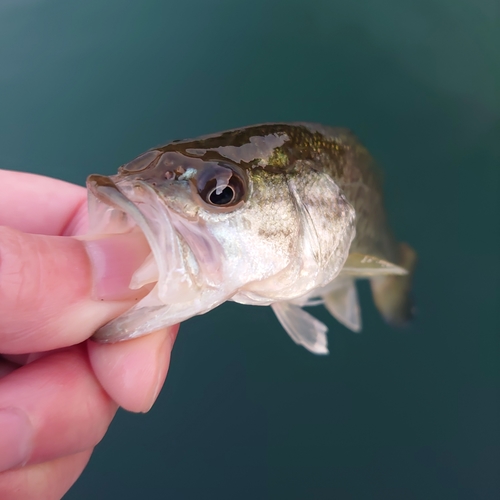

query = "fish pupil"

[
  {"left": 209, "top": 186, "right": 235, "bottom": 205},
  {"left": 197, "top": 164, "right": 246, "bottom": 209}
]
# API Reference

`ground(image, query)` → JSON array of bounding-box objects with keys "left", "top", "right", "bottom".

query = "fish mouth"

[
  {"left": 87, "top": 174, "right": 195, "bottom": 298},
  {"left": 87, "top": 174, "right": 225, "bottom": 342},
  {"left": 87, "top": 174, "right": 162, "bottom": 287},
  {"left": 87, "top": 174, "right": 158, "bottom": 246}
]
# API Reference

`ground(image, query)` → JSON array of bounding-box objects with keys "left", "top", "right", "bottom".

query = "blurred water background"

[{"left": 1, "top": 0, "right": 499, "bottom": 498}]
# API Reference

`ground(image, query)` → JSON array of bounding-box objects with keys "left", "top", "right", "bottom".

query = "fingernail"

[
  {"left": 145, "top": 326, "right": 179, "bottom": 412},
  {"left": 83, "top": 232, "right": 151, "bottom": 301},
  {"left": 0, "top": 408, "right": 33, "bottom": 472},
  {"left": 141, "top": 329, "right": 175, "bottom": 413}
]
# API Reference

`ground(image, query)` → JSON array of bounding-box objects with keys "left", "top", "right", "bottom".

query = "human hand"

[{"left": 0, "top": 170, "right": 178, "bottom": 499}]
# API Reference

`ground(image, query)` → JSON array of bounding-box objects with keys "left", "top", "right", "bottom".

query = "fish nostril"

[{"left": 164, "top": 171, "right": 175, "bottom": 180}]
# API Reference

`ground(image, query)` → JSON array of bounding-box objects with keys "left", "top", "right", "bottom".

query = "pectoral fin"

[
  {"left": 323, "top": 278, "right": 361, "bottom": 332},
  {"left": 271, "top": 302, "right": 329, "bottom": 355},
  {"left": 342, "top": 253, "right": 408, "bottom": 276}
]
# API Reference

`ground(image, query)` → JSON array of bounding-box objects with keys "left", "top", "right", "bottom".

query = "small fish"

[{"left": 87, "top": 123, "right": 416, "bottom": 354}]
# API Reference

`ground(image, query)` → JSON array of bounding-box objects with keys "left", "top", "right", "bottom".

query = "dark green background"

[{"left": 1, "top": 0, "right": 499, "bottom": 498}]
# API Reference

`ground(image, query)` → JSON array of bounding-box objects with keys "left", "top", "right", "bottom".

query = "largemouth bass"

[{"left": 87, "top": 123, "right": 416, "bottom": 354}]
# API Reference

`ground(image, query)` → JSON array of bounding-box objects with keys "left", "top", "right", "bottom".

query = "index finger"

[{"left": 0, "top": 169, "right": 88, "bottom": 236}]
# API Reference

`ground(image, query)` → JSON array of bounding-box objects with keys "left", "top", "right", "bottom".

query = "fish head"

[{"left": 87, "top": 124, "right": 357, "bottom": 341}]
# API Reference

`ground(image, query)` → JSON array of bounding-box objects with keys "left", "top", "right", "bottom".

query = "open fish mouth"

[
  {"left": 87, "top": 174, "right": 166, "bottom": 289},
  {"left": 86, "top": 174, "right": 225, "bottom": 342}
]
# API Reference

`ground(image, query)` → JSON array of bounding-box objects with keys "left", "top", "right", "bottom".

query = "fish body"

[{"left": 87, "top": 123, "right": 416, "bottom": 353}]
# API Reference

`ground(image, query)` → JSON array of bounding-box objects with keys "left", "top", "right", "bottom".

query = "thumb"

[{"left": 0, "top": 227, "right": 150, "bottom": 354}]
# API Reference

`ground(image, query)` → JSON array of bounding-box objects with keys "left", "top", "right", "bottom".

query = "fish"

[{"left": 87, "top": 122, "right": 416, "bottom": 354}]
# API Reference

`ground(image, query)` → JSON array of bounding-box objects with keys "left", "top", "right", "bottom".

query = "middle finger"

[{"left": 0, "top": 345, "right": 116, "bottom": 472}]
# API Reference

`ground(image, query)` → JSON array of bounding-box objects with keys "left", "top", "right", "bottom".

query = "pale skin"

[{"left": 0, "top": 170, "right": 178, "bottom": 500}]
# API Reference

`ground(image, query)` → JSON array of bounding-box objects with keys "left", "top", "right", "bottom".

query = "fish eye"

[{"left": 196, "top": 163, "right": 246, "bottom": 209}]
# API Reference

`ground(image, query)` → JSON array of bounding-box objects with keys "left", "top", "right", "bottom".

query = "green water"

[{"left": 1, "top": 0, "right": 499, "bottom": 498}]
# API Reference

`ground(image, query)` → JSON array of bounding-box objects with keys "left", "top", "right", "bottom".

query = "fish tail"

[{"left": 370, "top": 242, "right": 417, "bottom": 326}]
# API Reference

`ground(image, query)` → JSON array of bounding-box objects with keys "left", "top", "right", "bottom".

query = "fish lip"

[
  {"left": 86, "top": 173, "right": 168, "bottom": 288},
  {"left": 87, "top": 174, "right": 129, "bottom": 208},
  {"left": 86, "top": 174, "right": 154, "bottom": 238}
]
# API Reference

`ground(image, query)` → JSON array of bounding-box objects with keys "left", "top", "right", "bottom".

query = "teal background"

[{"left": 1, "top": 0, "right": 499, "bottom": 498}]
